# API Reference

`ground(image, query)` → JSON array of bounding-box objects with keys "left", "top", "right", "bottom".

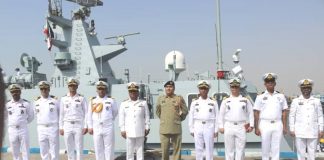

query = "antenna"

[{"left": 105, "top": 32, "right": 140, "bottom": 45}]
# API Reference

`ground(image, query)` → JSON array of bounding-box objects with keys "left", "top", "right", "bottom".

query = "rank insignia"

[
  {"left": 105, "top": 102, "right": 111, "bottom": 104},
  {"left": 196, "top": 108, "right": 199, "bottom": 112},
  {"left": 208, "top": 103, "right": 214, "bottom": 106},
  {"left": 21, "top": 110, "right": 24, "bottom": 114},
  {"left": 263, "top": 97, "right": 268, "bottom": 100},
  {"left": 195, "top": 103, "right": 199, "bottom": 106},
  {"left": 298, "top": 102, "right": 304, "bottom": 105},
  {"left": 49, "top": 102, "right": 55, "bottom": 105},
  {"left": 35, "top": 104, "right": 40, "bottom": 106},
  {"left": 50, "top": 108, "right": 54, "bottom": 112},
  {"left": 209, "top": 108, "right": 212, "bottom": 112},
  {"left": 9, "top": 111, "right": 12, "bottom": 115},
  {"left": 125, "top": 106, "right": 129, "bottom": 108},
  {"left": 75, "top": 99, "right": 81, "bottom": 102},
  {"left": 240, "top": 100, "right": 247, "bottom": 103},
  {"left": 19, "top": 105, "right": 25, "bottom": 108}
]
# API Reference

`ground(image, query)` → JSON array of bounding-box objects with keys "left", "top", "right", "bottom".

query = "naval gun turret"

[{"left": 8, "top": 53, "right": 47, "bottom": 88}]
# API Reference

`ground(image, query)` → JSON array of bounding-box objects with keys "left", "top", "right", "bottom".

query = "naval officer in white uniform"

[
  {"left": 254, "top": 73, "right": 289, "bottom": 160},
  {"left": 188, "top": 80, "right": 218, "bottom": 160},
  {"left": 119, "top": 82, "right": 150, "bottom": 160},
  {"left": 88, "top": 81, "right": 118, "bottom": 160},
  {"left": 59, "top": 78, "right": 88, "bottom": 160},
  {"left": 218, "top": 78, "right": 254, "bottom": 160},
  {"left": 289, "top": 79, "right": 324, "bottom": 160},
  {"left": 34, "top": 81, "right": 60, "bottom": 160},
  {"left": 5, "top": 84, "right": 34, "bottom": 160}
]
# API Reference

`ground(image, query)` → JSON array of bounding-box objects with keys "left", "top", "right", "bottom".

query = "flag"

[{"left": 43, "top": 20, "right": 54, "bottom": 51}]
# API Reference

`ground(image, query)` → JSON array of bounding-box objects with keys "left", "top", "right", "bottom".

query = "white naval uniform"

[
  {"left": 5, "top": 98, "right": 34, "bottom": 160},
  {"left": 218, "top": 95, "right": 254, "bottom": 160},
  {"left": 188, "top": 97, "right": 218, "bottom": 160},
  {"left": 254, "top": 91, "right": 288, "bottom": 160},
  {"left": 59, "top": 93, "right": 88, "bottom": 160},
  {"left": 88, "top": 95, "right": 118, "bottom": 160},
  {"left": 34, "top": 95, "right": 60, "bottom": 160},
  {"left": 119, "top": 99, "right": 150, "bottom": 160},
  {"left": 289, "top": 95, "right": 324, "bottom": 160}
]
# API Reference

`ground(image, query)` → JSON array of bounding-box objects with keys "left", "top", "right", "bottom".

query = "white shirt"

[
  {"left": 188, "top": 97, "right": 219, "bottom": 133},
  {"left": 87, "top": 95, "right": 118, "bottom": 128},
  {"left": 218, "top": 95, "right": 254, "bottom": 128},
  {"left": 34, "top": 95, "right": 60, "bottom": 125},
  {"left": 289, "top": 95, "right": 324, "bottom": 138},
  {"left": 254, "top": 90, "right": 288, "bottom": 120},
  {"left": 119, "top": 98, "right": 150, "bottom": 138},
  {"left": 59, "top": 93, "right": 88, "bottom": 129},
  {"left": 5, "top": 98, "right": 34, "bottom": 127}
]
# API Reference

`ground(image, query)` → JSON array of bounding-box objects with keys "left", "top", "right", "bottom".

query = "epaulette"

[
  {"left": 34, "top": 96, "right": 41, "bottom": 101},
  {"left": 192, "top": 98, "right": 198, "bottom": 101},
  {"left": 78, "top": 94, "right": 83, "bottom": 97},
  {"left": 89, "top": 96, "right": 96, "bottom": 101},
  {"left": 108, "top": 96, "right": 115, "bottom": 99},
  {"left": 210, "top": 97, "right": 216, "bottom": 101},
  {"left": 50, "top": 95, "right": 57, "bottom": 99},
  {"left": 123, "top": 98, "right": 129, "bottom": 102},
  {"left": 276, "top": 91, "right": 280, "bottom": 93},
  {"left": 222, "top": 96, "right": 229, "bottom": 100},
  {"left": 258, "top": 91, "right": 265, "bottom": 95},
  {"left": 23, "top": 99, "right": 29, "bottom": 102}
]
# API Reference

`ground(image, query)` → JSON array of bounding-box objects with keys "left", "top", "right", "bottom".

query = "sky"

[{"left": 0, "top": 0, "right": 324, "bottom": 95}]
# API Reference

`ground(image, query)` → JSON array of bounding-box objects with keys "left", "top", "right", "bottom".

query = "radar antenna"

[{"left": 105, "top": 32, "right": 140, "bottom": 45}]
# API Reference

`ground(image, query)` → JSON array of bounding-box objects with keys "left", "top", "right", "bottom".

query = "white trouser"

[
  {"left": 126, "top": 137, "right": 145, "bottom": 160},
  {"left": 37, "top": 124, "right": 59, "bottom": 160},
  {"left": 259, "top": 120, "right": 283, "bottom": 160},
  {"left": 295, "top": 137, "right": 317, "bottom": 160},
  {"left": 93, "top": 122, "right": 115, "bottom": 160},
  {"left": 224, "top": 121, "right": 246, "bottom": 160},
  {"left": 8, "top": 125, "right": 30, "bottom": 160},
  {"left": 193, "top": 120, "right": 215, "bottom": 160},
  {"left": 63, "top": 121, "right": 83, "bottom": 160}
]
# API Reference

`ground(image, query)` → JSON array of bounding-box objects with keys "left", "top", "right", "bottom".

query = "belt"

[
  {"left": 38, "top": 123, "right": 58, "bottom": 127},
  {"left": 195, "top": 119, "right": 214, "bottom": 124},
  {"left": 226, "top": 121, "right": 245, "bottom": 125},
  {"left": 261, "top": 119, "right": 281, "bottom": 123}
]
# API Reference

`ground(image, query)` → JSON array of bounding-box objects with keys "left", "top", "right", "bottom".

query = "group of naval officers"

[{"left": 4, "top": 72, "right": 324, "bottom": 160}]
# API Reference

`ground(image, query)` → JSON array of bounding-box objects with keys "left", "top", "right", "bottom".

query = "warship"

[{"left": 2, "top": 0, "right": 298, "bottom": 158}]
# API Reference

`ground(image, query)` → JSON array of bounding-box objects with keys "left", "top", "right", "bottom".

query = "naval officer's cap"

[
  {"left": 38, "top": 81, "right": 51, "bottom": 89},
  {"left": 164, "top": 80, "right": 175, "bottom": 87},
  {"left": 228, "top": 78, "right": 241, "bottom": 87},
  {"left": 298, "top": 79, "right": 313, "bottom": 88},
  {"left": 67, "top": 78, "right": 79, "bottom": 86},
  {"left": 96, "top": 81, "right": 108, "bottom": 89},
  {"left": 263, "top": 73, "right": 277, "bottom": 82},
  {"left": 8, "top": 84, "right": 22, "bottom": 92},
  {"left": 127, "top": 82, "right": 139, "bottom": 91},
  {"left": 197, "top": 80, "right": 211, "bottom": 89}
]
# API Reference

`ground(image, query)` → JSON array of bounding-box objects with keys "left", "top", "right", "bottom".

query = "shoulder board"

[
  {"left": 123, "top": 98, "right": 129, "bottom": 102},
  {"left": 50, "top": 95, "right": 57, "bottom": 99},
  {"left": 89, "top": 96, "right": 96, "bottom": 100},
  {"left": 210, "top": 97, "right": 216, "bottom": 101},
  {"left": 108, "top": 96, "right": 115, "bottom": 99},
  {"left": 78, "top": 94, "right": 84, "bottom": 97},
  {"left": 275, "top": 91, "right": 280, "bottom": 93},
  {"left": 258, "top": 91, "right": 265, "bottom": 95},
  {"left": 192, "top": 98, "right": 198, "bottom": 101},
  {"left": 34, "top": 96, "right": 41, "bottom": 101},
  {"left": 222, "top": 96, "right": 229, "bottom": 100},
  {"left": 23, "top": 99, "right": 29, "bottom": 102}
]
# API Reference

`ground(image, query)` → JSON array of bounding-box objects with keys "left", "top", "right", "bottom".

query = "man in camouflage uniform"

[{"left": 156, "top": 81, "right": 188, "bottom": 160}]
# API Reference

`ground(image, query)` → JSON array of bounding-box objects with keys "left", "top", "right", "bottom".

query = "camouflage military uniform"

[{"left": 156, "top": 94, "right": 188, "bottom": 160}]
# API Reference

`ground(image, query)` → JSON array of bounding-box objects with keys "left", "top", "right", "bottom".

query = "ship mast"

[{"left": 215, "top": 0, "right": 223, "bottom": 72}]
